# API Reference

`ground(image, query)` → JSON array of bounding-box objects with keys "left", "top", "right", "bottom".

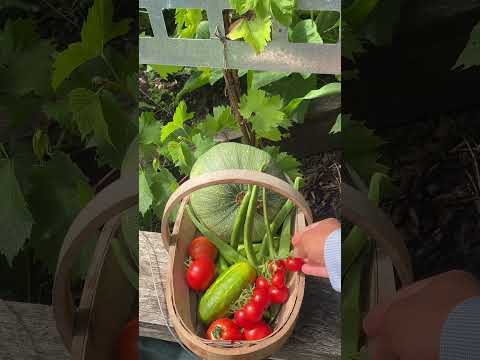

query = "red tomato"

[
  {"left": 243, "top": 321, "right": 272, "bottom": 340},
  {"left": 244, "top": 301, "right": 264, "bottom": 323},
  {"left": 188, "top": 236, "right": 218, "bottom": 261},
  {"left": 271, "top": 271, "right": 285, "bottom": 289},
  {"left": 207, "top": 318, "right": 242, "bottom": 340},
  {"left": 234, "top": 309, "right": 257, "bottom": 329},
  {"left": 186, "top": 257, "right": 216, "bottom": 291},
  {"left": 255, "top": 276, "right": 270, "bottom": 290},
  {"left": 116, "top": 318, "right": 139, "bottom": 360},
  {"left": 269, "top": 286, "right": 289, "bottom": 304},
  {"left": 251, "top": 287, "right": 271, "bottom": 309},
  {"left": 286, "top": 257, "right": 304, "bottom": 272},
  {"left": 268, "top": 259, "right": 286, "bottom": 274}
]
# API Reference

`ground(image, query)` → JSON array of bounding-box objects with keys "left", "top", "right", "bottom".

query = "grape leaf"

[
  {"left": 191, "top": 133, "right": 216, "bottom": 159},
  {"left": 228, "top": 17, "right": 272, "bottom": 54},
  {"left": 176, "top": 70, "right": 212, "bottom": 100},
  {"left": 139, "top": 111, "right": 162, "bottom": 145},
  {"left": 43, "top": 98, "right": 73, "bottom": 128},
  {"left": 175, "top": 9, "right": 203, "bottom": 38},
  {"left": 52, "top": 0, "right": 132, "bottom": 89},
  {"left": 249, "top": 71, "right": 290, "bottom": 90},
  {"left": 342, "top": 22, "right": 365, "bottom": 62},
  {"left": 453, "top": 20, "right": 480, "bottom": 70},
  {"left": 0, "top": 159, "right": 34, "bottom": 265},
  {"left": 148, "top": 168, "right": 179, "bottom": 217},
  {"left": 230, "top": 0, "right": 258, "bottom": 15},
  {"left": 196, "top": 20, "right": 210, "bottom": 39},
  {"left": 69, "top": 88, "right": 112, "bottom": 145},
  {"left": 196, "top": 106, "right": 238, "bottom": 137},
  {"left": 239, "top": 89, "right": 289, "bottom": 141},
  {"left": 271, "top": 0, "right": 296, "bottom": 27},
  {"left": 139, "top": 168, "right": 153, "bottom": 215},
  {"left": 161, "top": 101, "right": 194, "bottom": 142},
  {"left": 167, "top": 141, "right": 195, "bottom": 175},
  {"left": 148, "top": 64, "right": 183, "bottom": 79},
  {"left": 289, "top": 19, "right": 323, "bottom": 43},
  {"left": 264, "top": 146, "right": 301, "bottom": 179},
  {"left": 28, "top": 152, "right": 95, "bottom": 273},
  {"left": 330, "top": 114, "right": 341, "bottom": 134}
]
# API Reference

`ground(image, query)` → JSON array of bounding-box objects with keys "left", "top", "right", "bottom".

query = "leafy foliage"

[
  {"left": 454, "top": 20, "right": 480, "bottom": 70},
  {"left": 228, "top": 16, "right": 272, "bottom": 54}
]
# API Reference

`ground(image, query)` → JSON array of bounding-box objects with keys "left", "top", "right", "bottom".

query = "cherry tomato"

[
  {"left": 286, "top": 257, "right": 304, "bottom": 272},
  {"left": 243, "top": 321, "right": 272, "bottom": 340},
  {"left": 188, "top": 236, "right": 218, "bottom": 261},
  {"left": 186, "top": 257, "right": 216, "bottom": 291},
  {"left": 271, "top": 271, "right": 285, "bottom": 289},
  {"left": 116, "top": 318, "right": 139, "bottom": 360},
  {"left": 269, "top": 286, "right": 289, "bottom": 304},
  {"left": 244, "top": 301, "right": 264, "bottom": 323},
  {"left": 255, "top": 276, "right": 270, "bottom": 290},
  {"left": 251, "top": 287, "right": 271, "bottom": 309},
  {"left": 207, "top": 318, "right": 242, "bottom": 340},
  {"left": 268, "top": 259, "right": 286, "bottom": 274},
  {"left": 234, "top": 309, "right": 257, "bottom": 329}
]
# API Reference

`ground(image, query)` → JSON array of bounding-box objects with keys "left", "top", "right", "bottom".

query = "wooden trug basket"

[
  {"left": 160, "top": 169, "right": 314, "bottom": 360},
  {"left": 52, "top": 176, "right": 137, "bottom": 360}
]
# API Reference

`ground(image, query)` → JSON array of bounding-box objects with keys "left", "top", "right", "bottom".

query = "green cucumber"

[{"left": 198, "top": 262, "right": 256, "bottom": 324}]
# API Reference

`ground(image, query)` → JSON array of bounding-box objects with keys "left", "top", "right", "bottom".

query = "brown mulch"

[
  {"left": 381, "top": 116, "right": 480, "bottom": 280},
  {"left": 302, "top": 151, "right": 341, "bottom": 221}
]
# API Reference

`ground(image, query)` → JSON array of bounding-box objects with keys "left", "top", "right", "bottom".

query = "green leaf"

[
  {"left": 176, "top": 69, "right": 212, "bottom": 100},
  {"left": 264, "top": 146, "right": 301, "bottom": 179},
  {"left": 161, "top": 101, "right": 194, "bottom": 142},
  {"left": 228, "top": 17, "right": 272, "bottom": 54},
  {"left": 32, "top": 129, "right": 49, "bottom": 160},
  {"left": 28, "top": 152, "right": 94, "bottom": 273},
  {"left": 191, "top": 133, "right": 216, "bottom": 159},
  {"left": 271, "top": 0, "right": 296, "bottom": 27},
  {"left": 289, "top": 19, "right": 322, "bottom": 43},
  {"left": 196, "top": 106, "right": 238, "bottom": 137},
  {"left": 148, "top": 64, "right": 183, "bottom": 79},
  {"left": 343, "top": 0, "right": 380, "bottom": 28},
  {"left": 167, "top": 141, "right": 195, "bottom": 175},
  {"left": 196, "top": 20, "right": 210, "bottom": 39},
  {"left": 330, "top": 114, "right": 341, "bottom": 134},
  {"left": 52, "top": 0, "right": 132, "bottom": 89},
  {"left": 342, "top": 22, "right": 365, "bottom": 62},
  {"left": 148, "top": 168, "right": 179, "bottom": 217},
  {"left": 139, "top": 168, "right": 153, "bottom": 215},
  {"left": 139, "top": 112, "right": 162, "bottom": 145},
  {"left": 43, "top": 98, "right": 73, "bottom": 128},
  {"left": 230, "top": 0, "right": 258, "bottom": 15},
  {"left": 453, "top": 21, "right": 480, "bottom": 70},
  {"left": 239, "top": 89, "right": 289, "bottom": 141},
  {"left": 283, "top": 82, "right": 341, "bottom": 116},
  {"left": 0, "top": 159, "right": 34, "bottom": 265},
  {"left": 249, "top": 71, "right": 290, "bottom": 90},
  {"left": 315, "top": 11, "right": 341, "bottom": 34},
  {"left": 69, "top": 88, "right": 112, "bottom": 145},
  {"left": 175, "top": 9, "right": 203, "bottom": 38}
]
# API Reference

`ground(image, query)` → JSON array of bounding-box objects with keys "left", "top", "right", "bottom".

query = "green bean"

[
  {"left": 237, "top": 243, "right": 262, "bottom": 257},
  {"left": 261, "top": 177, "right": 303, "bottom": 256},
  {"left": 230, "top": 188, "right": 251, "bottom": 249},
  {"left": 278, "top": 211, "right": 293, "bottom": 258},
  {"left": 244, "top": 185, "right": 259, "bottom": 267},
  {"left": 187, "top": 205, "right": 245, "bottom": 265},
  {"left": 262, "top": 187, "right": 276, "bottom": 258},
  {"left": 216, "top": 255, "right": 229, "bottom": 275}
]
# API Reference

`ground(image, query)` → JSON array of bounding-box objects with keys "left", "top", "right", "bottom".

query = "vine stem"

[{"left": 0, "top": 143, "right": 9, "bottom": 159}]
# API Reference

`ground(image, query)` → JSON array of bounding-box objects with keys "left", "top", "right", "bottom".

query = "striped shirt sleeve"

[{"left": 440, "top": 296, "right": 480, "bottom": 359}]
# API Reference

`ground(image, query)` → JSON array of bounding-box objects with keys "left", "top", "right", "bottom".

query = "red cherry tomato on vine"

[
  {"left": 255, "top": 276, "right": 270, "bottom": 290},
  {"left": 116, "top": 318, "right": 139, "bottom": 360},
  {"left": 234, "top": 309, "right": 257, "bottom": 329},
  {"left": 188, "top": 236, "right": 218, "bottom": 261},
  {"left": 269, "top": 286, "right": 289, "bottom": 304},
  {"left": 186, "top": 257, "right": 216, "bottom": 291},
  {"left": 271, "top": 271, "right": 286, "bottom": 289},
  {"left": 243, "top": 321, "right": 272, "bottom": 340},
  {"left": 251, "top": 287, "right": 271, "bottom": 309},
  {"left": 206, "top": 318, "right": 242, "bottom": 340},
  {"left": 243, "top": 301, "right": 265, "bottom": 323},
  {"left": 268, "top": 259, "right": 286, "bottom": 274},
  {"left": 286, "top": 257, "right": 304, "bottom": 272}
]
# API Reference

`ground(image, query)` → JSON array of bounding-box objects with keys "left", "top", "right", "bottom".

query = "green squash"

[{"left": 190, "top": 142, "right": 284, "bottom": 243}]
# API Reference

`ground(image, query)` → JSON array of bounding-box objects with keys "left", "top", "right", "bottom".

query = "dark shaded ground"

[{"left": 381, "top": 111, "right": 480, "bottom": 280}]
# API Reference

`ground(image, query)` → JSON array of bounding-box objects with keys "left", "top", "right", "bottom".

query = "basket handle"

[
  {"left": 161, "top": 169, "right": 314, "bottom": 250},
  {"left": 342, "top": 183, "right": 414, "bottom": 286},
  {"left": 52, "top": 176, "right": 137, "bottom": 351}
]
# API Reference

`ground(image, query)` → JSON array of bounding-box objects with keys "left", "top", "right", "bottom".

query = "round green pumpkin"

[{"left": 190, "top": 142, "right": 284, "bottom": 243}]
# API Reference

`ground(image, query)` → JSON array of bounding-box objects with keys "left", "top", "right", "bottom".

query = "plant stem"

[{"left": 0, "top": 142, "right": 9, "bottom": 159}]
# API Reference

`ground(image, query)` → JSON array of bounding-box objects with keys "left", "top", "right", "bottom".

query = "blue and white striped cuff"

[{"left": 324, "top": 228, "right": 341, "bottom": 292}]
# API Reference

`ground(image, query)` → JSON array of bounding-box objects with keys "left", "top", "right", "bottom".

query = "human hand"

[
  {"left": 364, "top": 270, "right": 480, "bottom": 360},
  {"left": 292, "top": 218, "right": 340, "bottom": 278}
]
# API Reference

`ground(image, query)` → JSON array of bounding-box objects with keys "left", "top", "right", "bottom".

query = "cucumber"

[{"left": 198, "top": 262, "right": 256, "bottom": 324}]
